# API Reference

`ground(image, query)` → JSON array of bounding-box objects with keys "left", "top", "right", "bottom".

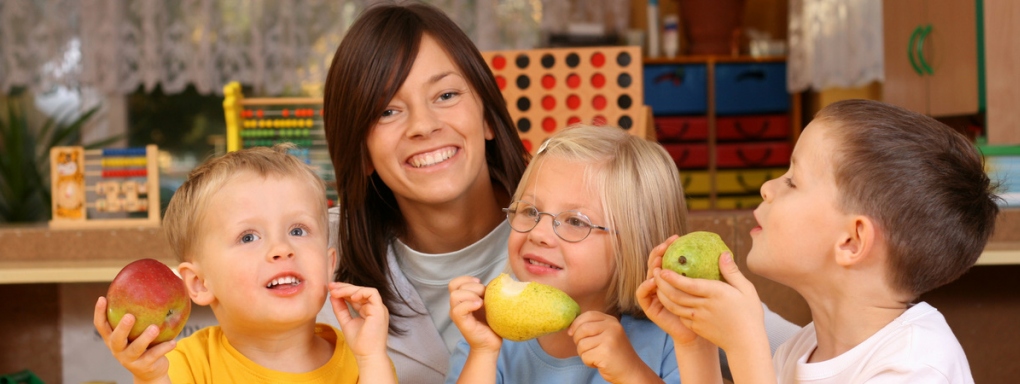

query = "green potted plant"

[{"left": 0, "top": 93, "right": 117, "bottom": 223}]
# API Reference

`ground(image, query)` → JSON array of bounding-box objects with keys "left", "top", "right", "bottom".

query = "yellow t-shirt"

[{"left": 167, "top": 323, "right": 360, "bottom": 383}]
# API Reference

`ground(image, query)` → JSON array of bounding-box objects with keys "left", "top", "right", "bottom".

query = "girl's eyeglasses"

[{"left": 502, "top": 201, "right": 611, "bottom": 243}]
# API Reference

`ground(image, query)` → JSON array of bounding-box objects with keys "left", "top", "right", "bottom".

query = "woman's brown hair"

[{"left": 322, "top": 1, "right": 529, "bottom": 334}]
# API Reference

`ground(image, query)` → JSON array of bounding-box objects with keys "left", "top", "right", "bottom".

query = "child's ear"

[
  {"left": 835, "top": 215, "right": 877, "bottom": 267},
  {"left": 327, "top": 247, "right": 338, "bottom": 281},
  {"left": 178, "top": 261, "right": 214, "bottom": 306}
]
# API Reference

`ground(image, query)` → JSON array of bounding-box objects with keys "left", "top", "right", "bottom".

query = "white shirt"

[
  {"left": 393, "top": 220, "right": 511, "bottom": 352},
  {"left": 774, "top": 302, "right": 974, "bottom": 383}
]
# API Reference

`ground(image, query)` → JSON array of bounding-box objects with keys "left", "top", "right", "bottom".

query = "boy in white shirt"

[{"left": 639, "top": 99, "right": 999, "bottom": 383}]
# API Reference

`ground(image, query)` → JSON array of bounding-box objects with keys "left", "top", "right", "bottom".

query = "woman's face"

[{"left": 365, "top": 34, "right": 494, "bottom": 208}]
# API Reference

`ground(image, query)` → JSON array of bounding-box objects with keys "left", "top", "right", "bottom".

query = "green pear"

[
  {"left": 662, "top": 231, "right": 731, "bottom": 281},
  {"left": 484, "top": 273, "right": 580, "bottom": 341}
]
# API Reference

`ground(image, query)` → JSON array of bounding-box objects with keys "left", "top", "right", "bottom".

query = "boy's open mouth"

[{"left": 266, "top": 275, "right": 302, "bottom": 289}]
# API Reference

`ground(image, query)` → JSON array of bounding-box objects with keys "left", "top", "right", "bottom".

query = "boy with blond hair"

[{"left": 94, "top": 144, "right": 396, "bottom": 383}]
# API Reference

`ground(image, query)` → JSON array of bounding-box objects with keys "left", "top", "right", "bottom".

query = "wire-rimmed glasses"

[{"left": 502, "top": 201, "right": 611, "bottom": 243}]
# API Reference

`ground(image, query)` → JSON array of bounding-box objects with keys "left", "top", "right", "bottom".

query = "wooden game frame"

[
  {"left": 481, "top": 45, "right": 653, "bottom": 153},
  {"left": 48, "top": 145, "right": 161, "bottom": 230}
]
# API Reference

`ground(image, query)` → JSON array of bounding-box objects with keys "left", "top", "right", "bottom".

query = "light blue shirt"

[{"left": 445, "top": 315, "right": 680, "bottom": 384}]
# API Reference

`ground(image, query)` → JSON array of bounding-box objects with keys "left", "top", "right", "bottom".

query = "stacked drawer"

[{"left": 645, "top": 61, "right": 792, "bottom": 210}]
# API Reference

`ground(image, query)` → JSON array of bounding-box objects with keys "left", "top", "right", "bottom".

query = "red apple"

[{"left": 106, "top": 258, "right": 191, "bottom": 343}]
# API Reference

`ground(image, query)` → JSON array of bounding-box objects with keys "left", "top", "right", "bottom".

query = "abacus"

[
  {"left": 222, "top": 82, "right": 337, "bottom": 203},
  {"left": 48, "top": 145, "right": 161, "bottom": 229},
  {"left": 481, "top": 46, "right": 651, "bottom": 153}
]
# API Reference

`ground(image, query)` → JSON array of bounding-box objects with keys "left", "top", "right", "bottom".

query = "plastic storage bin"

[
  {"left": 715, "top": 63, "right": 789, "bottom": 114},
  {"left": 644, "top": 64, "right": 708, "bottom": 115}
]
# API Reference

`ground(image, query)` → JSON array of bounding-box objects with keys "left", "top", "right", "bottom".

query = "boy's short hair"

[
  {"left": 163, "top": 144, "right": 329, "bottom": 262},
  {"left": 817, "top": 99, "right": 1000, "bottom": 297},
  {"left": 515, "top": 125, "right": 689, "bottom": 317}
]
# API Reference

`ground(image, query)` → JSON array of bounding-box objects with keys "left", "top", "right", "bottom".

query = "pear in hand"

[{"left": 484, "top": 274, "right": 580, "bottom": 341}]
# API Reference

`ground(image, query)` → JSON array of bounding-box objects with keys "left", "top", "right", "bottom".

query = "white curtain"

[
  {"left": 787, "top": 0, "right": 884, "bottom": 92},
  {"left": 2, "top": 0, "right": 629, "bottom": 96}
]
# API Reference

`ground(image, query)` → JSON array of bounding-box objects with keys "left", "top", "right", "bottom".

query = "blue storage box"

[
  {"left": 715, "top": 63, "right": 789, "bottom": 115},
  {"left": 644, "top": 64, "right": 708, "bottom": 115}
]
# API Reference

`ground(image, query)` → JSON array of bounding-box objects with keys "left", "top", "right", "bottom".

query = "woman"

[
  {"left": 319, "top": 3, "right": 527, "bottom": 383},
  {"left": 318, "top": 3, "right": 800, "bottom": 384}
]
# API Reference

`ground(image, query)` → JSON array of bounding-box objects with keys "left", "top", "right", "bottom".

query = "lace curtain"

[
  {"left": 787, "top": 0, "right": 884, "bottom": 92},
  {"left": 1, "top": 0, "right": 629, "bottom": 96}
]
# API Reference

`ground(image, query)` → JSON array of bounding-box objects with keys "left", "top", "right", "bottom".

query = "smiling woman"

[{"left": 317, "top": 3, "right": 529, "bottom": 384}]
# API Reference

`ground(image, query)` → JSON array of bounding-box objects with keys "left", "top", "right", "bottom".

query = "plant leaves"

[{"left": 0, "top": 97, "right": 111, "bottom": 222}]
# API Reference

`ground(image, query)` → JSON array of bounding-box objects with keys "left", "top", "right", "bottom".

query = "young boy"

[
  {"left": 93, "top": 144, "right": 396, "bottom": 383},
  {"left": 639, "top": 99, "right": 999, "bottom": 383}
]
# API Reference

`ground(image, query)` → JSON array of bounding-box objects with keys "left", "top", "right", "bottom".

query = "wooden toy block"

[{"left": 49, "top": 145, "right": 161, "bottom": 230}]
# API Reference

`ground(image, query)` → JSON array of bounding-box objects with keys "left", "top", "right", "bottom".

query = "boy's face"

[
  {"left": 748, "top": 121, "right": 849, "bottom": 286},
  {"left": 182, "top": 171, "right": 335, "bottom": 330},
  {"left": 507, "top": 156, "right": 616, "bottom": 313}
]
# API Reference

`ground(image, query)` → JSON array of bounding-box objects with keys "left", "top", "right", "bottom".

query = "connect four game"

[
  {"left": 481, "top": 46, "right": 649, "bottom": 153},
  {"left": 49, "top": 145, "right": 161, "bottom": 229}
]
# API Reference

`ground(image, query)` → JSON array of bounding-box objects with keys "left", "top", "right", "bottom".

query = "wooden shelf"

[
  {"left": 0, "top": 259, "right": 178, "bottom": 284},
  {"left": 643, "top": 55, "right": 788, "bottom": 65},
  {"left": 3, "top": 208, "right": 1019, "bottom": 284},
  {"left": 0, "top": 224, "right": 177, "bottom": 284}
]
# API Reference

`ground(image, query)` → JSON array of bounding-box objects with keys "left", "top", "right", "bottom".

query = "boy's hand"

[
  {"left": 652, "top": 252, "right": 765, "bottom": 352},
  {"left": 448, "top": 275, "right": 502, "bottom": 353},
  {"left": 569, "top": 312, "right": 663, "bottom": 384},
  {"left": 93, "top": 297, "right": 174, "bottom": 383},
  {"left": 329, "top": 282, "right": 390, "bottom": 358},
  {"left": 637, "top": 235, "right": 700, "bottom": 344}
]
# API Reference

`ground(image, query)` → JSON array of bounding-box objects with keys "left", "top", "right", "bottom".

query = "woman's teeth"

[{"left": 410, "top": 148, "right": 457, "bottom": 168}]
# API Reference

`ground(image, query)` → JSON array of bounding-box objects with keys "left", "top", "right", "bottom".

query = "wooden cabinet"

[
  {"left": 643, "top": 56, "right": 800, "bottom": 210},
  {"left": 883, "top": 0, "right": 979, "bottom": 117},
  {"left": 984, "top": 0, "right": 1020, "bottom": 145}
]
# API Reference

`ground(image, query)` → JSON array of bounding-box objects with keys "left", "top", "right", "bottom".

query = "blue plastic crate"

[
  {"left": 644, "top": 64, "right": 708, "bottom": 115},
  {"left": 715, "top": 63, "right": 790, "bottom": 115}
]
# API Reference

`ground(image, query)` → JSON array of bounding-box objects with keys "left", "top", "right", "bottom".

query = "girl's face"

[
  {"left": 507, "top": 156, "right": 616, "bottom": 312},
  {"left": 365, "top": 34, "right": 494, "bottom": 208}
]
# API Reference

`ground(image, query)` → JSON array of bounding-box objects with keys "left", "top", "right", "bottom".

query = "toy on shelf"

[
  {"left": 49, "top": 145, "right": 161, "bottom": 229},
  {"left": 223, "top": 46, "right": 649, "bottom": 171},
  {"left": 222, "top": 82, "right": 337, "bottom": 204},
  {"left": 481, "top": 46, "right": 651, "bottom": 154}
]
